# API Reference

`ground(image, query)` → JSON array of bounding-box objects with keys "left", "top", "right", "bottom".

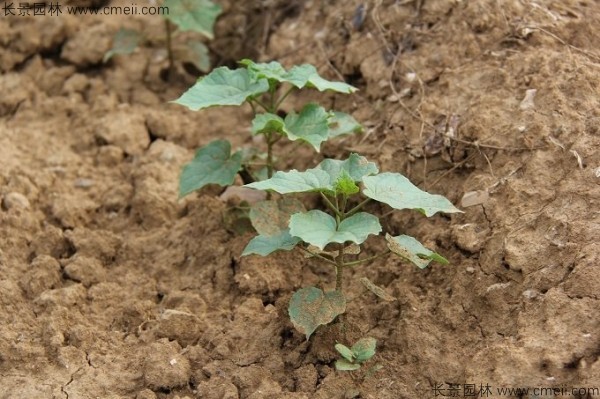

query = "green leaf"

[
  {"left": 179, "top": 140, "right": 242, "bottom": 197},
  {"left": 173, "top": 67, "right": 269, "bottom": 111},
  {"left": 239, "top": 59, "right": 287, "bottom": 82},
  {"left": 242, "top": 199, "right": 305, "bottom": 257},
  {"left": 335, "top": 359, "right": 361, "bottom": 371},
  {"left": 351, "top": 337, "right": 377, "bottom": 362},
  {"left": 245, "top": 168, "right": 333, "bottom": 194},
  {"left": 244, "top": 154, "right": 377, "bottom": 194},
  {"left": 289, "top": 211, "right": 381, "bottom": 250},
  {"left": 285, "top": 64, "right": 357, "bottom": 93},
  {"left": 335, "top": 344, "right": 355, "bottom": 362},
  {"left": 317, "top": 153, "right": 378, "bottom": 183},
  {"left": 241, "top": 230, "right": 300, "bottom": 256},
  {"left": 177, "top": 40, "right": 211, "bottom": 73},
  {"left": 288, "top": 287, "right": 346, "bottom": 340},
  {"left": 163, "top": 0, "right": 222, "bottom": 39},
  {"left": 284, "top": 104, "right": 330, "bottom": 151},
  {"left": 103, "top": 28, "right": 140, "bottom": 63},
  {"left": 359, "top": 277, "right": 396, "bottom": 302},
  {"left": 362, "top": 172, "right": 462, "bottom": 217},
  {"left": 251, "top": 113, "right": 286, "bottom": 136},
  {"left": 249, "top": 199, "right": 305, "bottom": 236},
  {"left": 385, "top": 234, "right": 449, "bottom": 269},
  {"left": 328, "top": 112, "right": 363, "bottom": 138}
]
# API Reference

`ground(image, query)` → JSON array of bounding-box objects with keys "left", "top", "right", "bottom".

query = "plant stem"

[
  {"left": 164, "top": 19, "right": 174, "bottom": 77},
  {"left": 335, "top": 243, "right": 345, "bottom": 291},
  {"left": 343, "top": 249, "right": 391, "bottom": 267},
  {"left": 320, "top": 193, "right": 343, "bottom": 218},
  {"left": 251, "top": 98, "right": 271, "bottom": 112},
  {"left": 298, "top": 247, "right": 337, "bottom": 266},
  {"left": 344, "top": 198, "right": 372, "bottom": 218},
  {"left": 274, "top": 86, "right": 295, "bottom": 109},
  {"left": 266, "top": 132, "right": 274, "bottom": 178}
]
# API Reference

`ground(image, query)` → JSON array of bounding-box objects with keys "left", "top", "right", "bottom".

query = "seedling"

[
  {"left": 173, "top": 60, "right": 363, "bottom": 198},
  {"left": 241, "top": 154, "right": 461, "bottom": 340},
  {"left": 104, "top": 0, "right": 222, "bottom": 75},
  {"left": 335, "top": 337, "right": 381, "bottom": 373}
]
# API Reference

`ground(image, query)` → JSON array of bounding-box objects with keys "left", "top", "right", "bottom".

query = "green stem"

[
  {"left": 335, "top": 243, "right": 345, "bottom": 291},
  {"left": 298, "top": 247, "right": 337, "bottom": 266},
  {"left": 343, "top": 249, "right": 391, "bottom": 267},
  {"left": 274, "top": 86, "right": 295, "bottom": 109},
  {"left": 344, "top": 198, "right": 372, "bottom": 218},
  {"left": 320, "top": 193, "right": 343, "bottom": 219},
  {"left": 251, "top": 98, "right": 271, "bottom": 113},
  {"left": 164, "top": 19, "right": 174, "bottom": 77},
  {"left": 266, "top": 132, "right": 274, "bottom": 178}
]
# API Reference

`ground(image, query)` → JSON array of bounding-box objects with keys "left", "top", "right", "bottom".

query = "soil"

[{"left": 1, "top": 0, "right": 599, "bottom": 398}]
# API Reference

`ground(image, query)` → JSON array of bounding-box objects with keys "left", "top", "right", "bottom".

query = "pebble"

[
  {"left": 74, "top": 178, "right": 94, "bottom": 188},
  {"left": 466, "top": 266, "right": 475, "bottom": 274},
  {"left": 2, "top": 192, "right": 30, "bottom": 210}
]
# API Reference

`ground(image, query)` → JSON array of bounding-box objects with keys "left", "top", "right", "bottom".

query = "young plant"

[
  {"left": 173, "top": 60, "right": 363, "bottom": 198},
  {"left": 335, "top": 337, "right": 380, "bottom": 373},
  {"left": 104, "top": 0, "right": 222, "bottom": 75},
  {"left": 241, "top": 154, "right": 461, "bottom": 340}
]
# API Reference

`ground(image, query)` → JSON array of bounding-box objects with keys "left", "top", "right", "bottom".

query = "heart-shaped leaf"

[
  {"left": 385, "top": 234, "right": 449, "bottom": 269},
  {"left": 363, "top": 172, "right": 462, "bottom": 216},
  {"left": 173, "top": 67, "right": 269, "bottom": 111},
  {"left": 251, "top": 113, "right": 286, "bottom": 135},
  {"left": 288, "top": 287, "right": 346, "bottom": 339},
  {"left": 179, "top": 140, "right": 242, "bottom": 197},
  {"left": 316, "top": 153, "right": 378, "bottom": 182},
  {"left": 285, "top": 64, "right": 357, "bottom": 93},
  {"left": 245, "top": 168, "right": 333, "bottom": 194},
  {"left": 163, "top": 0, "right": 222, "bottom": 39},
  {"left": 283, "top": 104, "right": 330, "bottom": 151},
  {"left": 289, "top": 210, "right": 381, "bottom": 250},
  {"left": 351, "top": 337, "right": 377, "bottom": 362},
  {"left": 239, "top": 59, "right": 287, "bottom": 82},
  {"left": 242, "top": 199, "right": 305, "bottom": 256}
]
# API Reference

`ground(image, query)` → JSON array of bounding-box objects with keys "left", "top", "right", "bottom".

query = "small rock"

[
  {"left": 2, "top": 192, "right": 30, "bottom": 210},
  {"left": 73, "top": 178, "right": 94, "bottom": 188},
  {"left": 460, "top": 190, "right": 489, "bottom": 207},
  {"left": 522, "top": 289, "right": 539, "bottom": 299},
  {"left": 519, "top": 89, "right": 537, "bottom": 111},
  {"left": 466, "top": 266, "right": 475, "bottom": 274}
]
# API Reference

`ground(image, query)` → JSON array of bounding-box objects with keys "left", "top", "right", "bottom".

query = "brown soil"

[{"left": 1, "top": 0, "right": 599, "bottom": 398}]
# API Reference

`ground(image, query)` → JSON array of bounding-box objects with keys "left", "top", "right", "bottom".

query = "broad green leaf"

[
  {"left": 288, "top": 287, "right": 346, "bottom": 340},
  {"left": 251, "top": 113, "right": 286, "bottom": 136},
  {"left": 316, "top": 153, "right": 378, "bottom": 182},
  {"left": 359, "top": 277, "right": 396, "bottom": 302},
  {"left": 245, "top": 168, "right": 333, "bottom": 194},
  {"left": 334, "top": 172, "right": 359, "bottom": 195},
  {"left": 328, "top": 112, "right": 363, "bottom": 138},
  {"left": 284, "top": 104, "right": 330, "bottom": 151},
  {"left": 245, "top": 154, "right": 377, "bottom": 194},
  {"left": 335, "top": 359, "right": 361, "bottom": 371},
  {"left": 103, "top": 28, "right": 140, "bottom": 63},
  {"left": 241, "top": 230, "right": 300, "bottom": 256},
  {"left": 335, "top": 344, "right": 355, "bottom": 362},
  {"left": 173, "top": 67, "right": 269, "bottom": 111},
  {"left": 179, "top": 140, "right": 242, "bottom": 197},
  {"left": 289, "top": 211, "right": 381, "bottom": 250},
  {"left": 177, "top": 40, "right": 211, "bottom": 72},
  {"left": 285, "top": 64, "right": 357, "bottom": 93},
  {"left": 163, "top": 0, "right": 222, "bottom": 39},
  {"left": 363, "top": 172, "right": 462, "bottom": 216},
  {"left": 385, "top": 234, "right": 449, "bottom": 269},
  {"left": 239, "top": 59, "right": 287, "bottom": 82},
  {"left": 249, "top": 199, "right": 305, "bottom": 236},
  {"left": 351, "top": 337, "right": 377, "bottom": 362}
]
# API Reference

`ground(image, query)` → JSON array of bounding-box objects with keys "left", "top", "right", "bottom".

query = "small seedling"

[
  {"left": 241, "top": 154, "right": 461, "bottom": 339},
  {"left": 104, "top": 0, "right": 222, "bottom": 75},
  {"left": 173, "top": 60, "right": 363, "bottom": 198},
  {"left": 335, "top": 337, "right": 381, "bottom": 373}
]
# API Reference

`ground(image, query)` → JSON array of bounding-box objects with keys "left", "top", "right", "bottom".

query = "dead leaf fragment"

[{"left": 460, "top": 190, "right": 489, "bottom": 207}]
